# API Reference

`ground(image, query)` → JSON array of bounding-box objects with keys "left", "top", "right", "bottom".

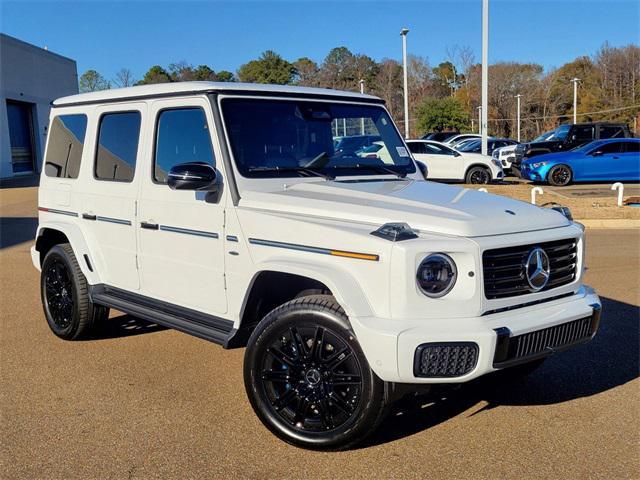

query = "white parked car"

[
  {"left": 407, "top": 139, "right": 504, "bottom": 183},
  {"left": 33, "top": 82, "right": 600, "bottom": 450},
  {"left": 493, "top": 143, "right": 518, "bottom": 171}
]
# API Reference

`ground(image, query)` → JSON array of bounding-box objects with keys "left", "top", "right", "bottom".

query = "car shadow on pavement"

[
  {"left": 362, "top": 296, "right": 639, "bottom": 448},
  {"left": 0, "top": 217, "right": 38, "bottom": 249},
  {"left": 87, "top": 314, "right": 167, "bottom": 340}
]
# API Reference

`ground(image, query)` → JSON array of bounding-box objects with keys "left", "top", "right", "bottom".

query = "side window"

[
  {"left": 424, "top": 143, "right": 450, "bottom": 155},
  {"left": 95, "top": 112, "right": 141, "bottom": 182},
  {"left": 624, "top": 142, "right": 640, "bottom": 153},
  {"left": 572, "top": 126, "right": 594, "bottom": 141},
  {"left": 407, "top": 142, "right": 424, "bottom": 154},
  {"left": 599, "top": 126, "right": 624, "bottom": 139},
  {"left": 154, "top": 108, "right": 215, "bottom": 183},
  {"left": 44, "top": 114, "right": 87, "bottom": 178},
  {"left": 598, "top": 142, "right": 624, "bottom": 154}
]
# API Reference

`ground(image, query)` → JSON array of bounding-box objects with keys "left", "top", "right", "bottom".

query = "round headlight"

[{"left": 416, "top": 253, "right": 457, "bottom": 298}]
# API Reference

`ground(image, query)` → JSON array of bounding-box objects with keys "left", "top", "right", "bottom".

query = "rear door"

[
  {"left": 79, "top": 104, "right": 144, "bottom": 291},
  {"left": 619, "top": 141, "right": 640, "bottom": 180},
  {"left": 136, "top": 96, "right": 227, "bottom": 315}
]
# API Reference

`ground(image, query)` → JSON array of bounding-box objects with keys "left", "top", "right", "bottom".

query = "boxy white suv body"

[{"left": 33, "top": 82, "right": 600, "bottom": 450}]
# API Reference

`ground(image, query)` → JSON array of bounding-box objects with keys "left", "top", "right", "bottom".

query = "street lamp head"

[
  {"left": 400, "top": 27, "right": 410, "bottom": 36},
  {"left": 571, "top": 77, "right": 580, "bottom": 83}
]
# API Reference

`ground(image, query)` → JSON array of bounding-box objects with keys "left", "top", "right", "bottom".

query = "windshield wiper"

[
  {"left": 247, "top": 166, "right": 334, "bottom": 180},
  {"left": 349, "top": 163, "right": 407, "bottom": 179}
]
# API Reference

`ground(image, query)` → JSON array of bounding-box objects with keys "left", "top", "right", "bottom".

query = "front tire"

[
  {"left": 547, "top": 164, "right": 572, "bottom": 186},
  {"left": 41, "top": 244, "right": 107, "bottom": 340},
  {"left": 466, "top": 166, "right": 491, "bottom": 184},
  {"left": 243, "top": 295, "right": 386, "bottom": 450}
]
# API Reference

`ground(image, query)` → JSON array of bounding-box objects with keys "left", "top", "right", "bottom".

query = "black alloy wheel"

[
  {"left": 43, "top": 259, "right": 75, "bottom": 330},
  {"left": 244, "top": 295, "right": 386, "bottom": 450},
  {"left": 548, "top": 164, "right": 572, "bottom": 186},
  {"left": 466, "top": 166, "right": 491, "bottom": 184}
]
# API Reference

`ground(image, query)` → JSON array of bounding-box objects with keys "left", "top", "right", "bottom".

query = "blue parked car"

[{"left": 521, "top": 138, "right": 640, "bottom": 186}]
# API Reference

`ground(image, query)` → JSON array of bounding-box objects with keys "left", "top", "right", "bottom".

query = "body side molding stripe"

[
  {"left": 248, "top": 238, "right": 379, "bottom": 261},
  {"left": 159, "top": 225, "right": 219, "bottom": 238},
  {"left": 38, "top": 207, "right": 78, "bottom": 217},
  {"left": 96, "top": 216, "right": 132, "bottom": 226}
]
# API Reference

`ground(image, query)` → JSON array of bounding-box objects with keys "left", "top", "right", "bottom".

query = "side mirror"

[
  {"left": 453, "top": 151, "right": 461, "bottom": 157},
  {"left": 416, "top": 160, "right": 428, "bottom": 179},
  {"left": 168, "top": 162, "right": 218, "bottom": 191}
]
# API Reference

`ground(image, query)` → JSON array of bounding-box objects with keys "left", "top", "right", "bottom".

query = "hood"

[
  {"left": 522, "top": 140, "right": 561, "bottom": 151},
  {"left": 239, "top": 180, "right": 570, "bottom": 237}
]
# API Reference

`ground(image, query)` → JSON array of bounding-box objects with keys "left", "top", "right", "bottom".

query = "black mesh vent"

[{"left": 414, "top": 342, "right": 478, "bottom": 378}]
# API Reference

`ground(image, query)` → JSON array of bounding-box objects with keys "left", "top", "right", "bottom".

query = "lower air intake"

[{"left": 413, "top": 342, "right": 479, "bottom": 378}]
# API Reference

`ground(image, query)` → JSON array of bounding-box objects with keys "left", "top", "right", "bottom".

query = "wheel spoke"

[
  {"left": 267, "top": 347, "right": 297, "bottom": 368},
  {"left": 310, "top": 327, "right": 324, "bottom": 361},
  {"left": 293, "top": 397, "right": 309, "bottom": 426},
  {"left": 289, "top": 326, "right": 308, "bottom": 359},
  {"left": 273, "top": 388, "right": 297, "bottom": 411},
  {"left": 329, "top": 392, "right": 355, "bottom": 414},
  {"left": 261, "top": 369, "right": 291, "bottom": 383},
  {"left": 325, "top": 347, "right": 352, "bottom": 371},
  {"left": 317, "top": 398, "right": 334, "bottom": 430},
  {"left": 332, "top": 373, "right": 361, "bottom": 385}
]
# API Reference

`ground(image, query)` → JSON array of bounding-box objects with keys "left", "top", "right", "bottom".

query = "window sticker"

[{"left": 396, "top": 146, "right": 409, "bottom": 157}]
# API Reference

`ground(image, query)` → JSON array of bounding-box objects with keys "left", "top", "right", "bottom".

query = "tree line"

[{"left": 78, "top": 42, "right": 639, "bottom": 141}]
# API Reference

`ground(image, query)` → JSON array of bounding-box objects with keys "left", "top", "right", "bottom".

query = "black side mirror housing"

[
  {"left": 168, "top": 162, "right": 218, "bottom": 191},
  {"left": 416, "top": 160, "right": 428, "bottom": 179},
  {"left": 453, "top": 151, "right": 461, "bottom": 157}
]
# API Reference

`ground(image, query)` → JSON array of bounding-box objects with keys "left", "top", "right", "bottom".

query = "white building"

[{"left": 1, "top": 34, "right": 78, "bottom": 179}]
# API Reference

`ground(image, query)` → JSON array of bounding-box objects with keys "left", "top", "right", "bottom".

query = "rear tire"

[
  {"left": 547, "top": 164, "right": 572, "bottom": 186},
  {"left": 466, "top": 166, "right": 491, "bottom": 184},
  {"left": 243, "top": 295, "right": 387, "bottom": 450},
  {"left": 40, "top": 244, "right": 106, "bottom": 340}
]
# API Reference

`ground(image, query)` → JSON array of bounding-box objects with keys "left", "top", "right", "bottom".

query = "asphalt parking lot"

[{"left": 1, "top": 187, "right": 639, "bottom": 479}]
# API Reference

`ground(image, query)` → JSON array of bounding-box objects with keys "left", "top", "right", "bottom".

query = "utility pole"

[
  {"left": 400, "top": 27, "right": 410, "bottom": 139},
  {"left": 477, "top": 106, "right": 482, "bottom": 135},
  {"left": 571, "top": 78, "right": 580, "bottom": 124},
  {"left": 515, "top": 94, "right": 522, "bottom": 142},
  {"left": 481, "top": 0, "right": 489, "bottom": 155},
  {"left": 359, "top": 79, "right": 365, "bottom": 135}
]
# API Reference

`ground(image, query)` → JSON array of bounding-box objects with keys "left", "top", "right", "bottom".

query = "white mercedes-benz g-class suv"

[{"left": 33, "top": 82, "right": 601, "bottom": 450}]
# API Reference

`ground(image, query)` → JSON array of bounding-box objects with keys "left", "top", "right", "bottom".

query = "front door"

[{"left": 137, "top": 97, "right": 227, "bottom": 315}]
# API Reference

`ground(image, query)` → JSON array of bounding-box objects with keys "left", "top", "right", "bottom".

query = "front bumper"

[{"left": 351, "top": 285, "right": 601, "bottom": 384}]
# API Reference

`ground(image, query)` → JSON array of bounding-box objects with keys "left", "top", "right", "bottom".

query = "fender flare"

[
  {"left": 240, "top": 259, "right": 375, "bottom": 322},
  {"left": 35, "top": 221, "right": 103, "bottom": 285}
]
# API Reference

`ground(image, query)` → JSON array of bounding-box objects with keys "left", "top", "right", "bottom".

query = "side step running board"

[{"left": 89, "top": 284, "right": 236, "bottom": 347}]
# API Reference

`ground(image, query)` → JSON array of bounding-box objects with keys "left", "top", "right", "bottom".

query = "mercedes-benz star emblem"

[
  {"left": 305, "top": 369, "right": 321, "bottom": 385},
  {"left": 525, "top": 247, "right": 551, "bottom": 292}
]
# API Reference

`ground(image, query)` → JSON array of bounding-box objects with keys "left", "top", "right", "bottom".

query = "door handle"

[
  {"left": 82, "top": 213, "right": 97, "bottom": 221},
  {"left": 613, "top": 156, "right": 619, "bottom": 159},
  {"left": 140, "top": 221, "right": 159, "bottom": 230}
]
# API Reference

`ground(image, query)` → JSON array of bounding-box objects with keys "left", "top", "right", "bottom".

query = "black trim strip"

[
  {"left": 226, "top": 235, "right": 239, "bottom": 242},
  {"left": 82, "top": 213, "right": 97, "bottom": 221},
  {"left": 96, "top": 216, "right": 132, "bottom": 226},
  {"left": 38, "top": 207, "right": 77, "bottom": 217},
  {"left": 53, "top": 89, "right": 385, "bottom": 108},
  {"left": 89, "top": 284, "right": 234, "bottom": 347},
  {"left": 248, "top": 238, "right": 379, "bottom": 261},
  {"left": 482, "top": 292, "right": 575, "bottom": 316},
  {"left": 160, "top": 225, "right": 219, "bottom": 239}
]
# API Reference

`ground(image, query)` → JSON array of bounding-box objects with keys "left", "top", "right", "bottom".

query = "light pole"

[
  {"left": 481, "top": 0, "right": 489, "bottom": 155},
  {"left": 571, "top": 77, "right": 580, "bottom": 124},
  {"left": 477, "top": 106, "right": 482, "bottom": 135},
  {"left": 400, "top": 27, "right": 410, "bottom": 139},
  {"left": 359, "top": 79, "right": 366, "bottom": 134},
  {"left": 515, "top": 94, "right": 522, "bottom": 142}
]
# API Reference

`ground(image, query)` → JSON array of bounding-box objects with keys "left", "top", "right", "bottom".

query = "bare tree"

[{"left": 113, "top": 68, "right": 136, "bottom": 88}]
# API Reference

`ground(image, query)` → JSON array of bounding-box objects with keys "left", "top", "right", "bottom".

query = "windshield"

[
  {"left": 533, "top": 125, "right": 571, "bottom": 142},
  {"left": 221, "top": 98, "right": 415, "bottom": 178}
]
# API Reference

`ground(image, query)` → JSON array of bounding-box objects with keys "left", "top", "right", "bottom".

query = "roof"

[
  {"left": 0, "top": 33, "right": 76, "bottom": 64},
  {"left": 53, "top": 81, "right": 383, "bottom": 107}
]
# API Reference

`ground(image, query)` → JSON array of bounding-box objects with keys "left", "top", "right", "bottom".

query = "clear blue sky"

[{"left": 2, "top": 0, "right": 639, "bottom": 81}]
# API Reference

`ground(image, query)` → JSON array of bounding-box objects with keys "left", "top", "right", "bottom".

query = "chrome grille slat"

[{"left": 483, "top": 238, "right": 578, "bottom": 299}]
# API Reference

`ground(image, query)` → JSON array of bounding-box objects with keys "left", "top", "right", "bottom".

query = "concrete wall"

[{"left": 0, "top": 34, "right": 78, "bottom": 179}]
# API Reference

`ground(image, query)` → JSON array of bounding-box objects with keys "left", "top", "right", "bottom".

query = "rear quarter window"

[{"left": 44, "top": 114, "right": 88, "bottom": 179}]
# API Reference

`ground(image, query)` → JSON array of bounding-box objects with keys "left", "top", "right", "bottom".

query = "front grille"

[
  {"left": 493, "top": 314, "right": 597, "bottom": 367},
  {"left": 483, "top": 238, "right": 578, "bottom": 299},
  {"left": 414, "top": 342, "right": 478, "bottom": 378}
]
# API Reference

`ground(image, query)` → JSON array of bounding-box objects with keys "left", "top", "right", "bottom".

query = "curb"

[{"left": 578, "top": 219, "right": 640, "bottom": 229}]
